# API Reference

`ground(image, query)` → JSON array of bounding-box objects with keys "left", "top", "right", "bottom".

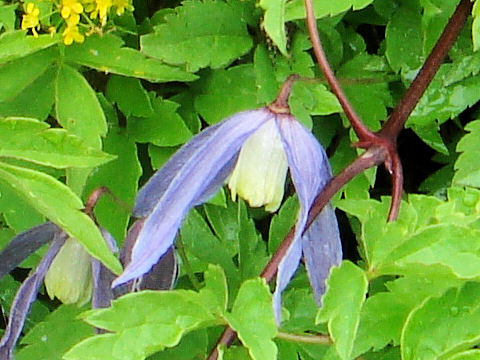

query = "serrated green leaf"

[
  {"left": 453, "top": 120, "right": 480, "bottom": 187},
  {"left": 15, "top": 305, "right": 92, "bottom": 360},
  {"left": 402, "top": 282, "right": 480, "bottom": 360},
  {"left": 408, "top": 53, "right": 480, "bottom": 129},
  {"left": 180, "top": 210, "right": 240, "bottom": 291},
  {"left": 285, "top": 0, "right": 374, "bottom": 22},
  {"left": 225, "top": 278, "right": 277, "bottom": 360},
  {"left": 141, "top": 0, "right": 253, "bottom": 72},
  {"left": 194, "top": 65, "right": 258, "bottom": 125},
  {"left": 106, "top": 75, "right": 154, "bottom": 117},
  {"left": 0, "top": 47, "right": 56, "bottom": 102},
  {"left": 0, "top": 31, "right": 59, "bottom": 65},
  {"left": 127, "top": 97, "right": 192, "bottom": 146},
  {"left": 198, "top": 264, "right": 228, "bottom": 316},
  {"left": 0, "top": 117, "right": 115, "bottom": 168},
  {"left": 353, "top": 269, "right": 462, "bottom": 356},
  {"left": 316, "top": 261, "right": 368, "bottom": 360},
  {"left": 65, "top": 34, "right": 197, "bottom": 82},
  {"left": 65, "top": 289, "right": 218, "bottom": 360},
  {"left": 259, "top": 0, "right": 287, "bottom": 55},
  {"left": 0, "top": 161, "right": 122, "bottom": 274},
  {"left": 385, "top": 3, "right": 423, "bottom": 74}
]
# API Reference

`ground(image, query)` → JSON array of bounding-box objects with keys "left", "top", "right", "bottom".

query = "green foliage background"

[{"left": 2, "top": 0, "right": 480, "bottom": 359}]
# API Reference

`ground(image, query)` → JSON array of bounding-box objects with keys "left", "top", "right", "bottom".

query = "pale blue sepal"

[
  {"left": 114, "top": 109, "right": 272, "bottom": 286},
  {"left": 0, "top": 233, "right": 67, "bottom": 360},
  {"left": 273, "top": 115, "right": 332, "bottom": 324},
  {"left": 302, "top": 205, "right": 342, "bottom": 305}
]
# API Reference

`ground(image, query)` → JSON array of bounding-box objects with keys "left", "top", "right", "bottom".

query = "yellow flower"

[
  {"left": 21, "top": 2, "right": 40, "bottom": 37},
  {"left": 112, "top": 0, "right": 132, "bottom": 15},
  {"left": 62, "top": 23, "right": 85, "bottom": 45},
  {"left": 89, "top": 0, "right": 112, "bottom": 25},
  {"left": 44, "top": 237, "right": 92, "bottom": 305},
  {"left": 61, "top": 0, "right": 83, "bottom": 20},
  {"left": 227, "top": 119, "right": 288, "bottom": 212}
]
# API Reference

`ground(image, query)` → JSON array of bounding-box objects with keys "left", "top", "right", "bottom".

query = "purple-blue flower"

[{"left": 112, "top": 105, "right": 342, "bottom": 322}]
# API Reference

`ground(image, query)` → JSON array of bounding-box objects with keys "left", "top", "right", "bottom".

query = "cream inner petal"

[{"left": 228, "top": 119, "right": 288, "bottom": 212}]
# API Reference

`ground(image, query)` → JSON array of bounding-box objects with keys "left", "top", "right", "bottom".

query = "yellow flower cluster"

[{"left": 20, "top": 0, "right": 133, "bottom": 45}]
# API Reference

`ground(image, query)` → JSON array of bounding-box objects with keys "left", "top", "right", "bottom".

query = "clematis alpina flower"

[{"left": 113, "top": 78, "right": 342, "bottom": 322}]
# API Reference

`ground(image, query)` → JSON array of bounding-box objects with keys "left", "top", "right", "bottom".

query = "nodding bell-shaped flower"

[
  {"left": 112, "top": 77, "right": 342, "bottom": 323},
  {"left": 44, "top": 237, "right": 93, "bottom": 305}
]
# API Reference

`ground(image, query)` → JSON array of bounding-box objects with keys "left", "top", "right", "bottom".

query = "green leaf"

[
  {"left": 408, "top": 52, "right": 480, "bottom": 129},
  {"left": 180, "top": 210, "right": 240, "bottom": 291},
  {"left": 453, "top": 120, "right": 480, "bottom": 187},
  {"left": 141, "top": 0, "right": 253, "bottom": 72},
  {"left": 0, "top": 183, "right": 44, "bottom": 232},
  {"left": 353, "top": 269, "right": 462, "bottom": 356},
  {"left": 0, "top": 161, "right": 122, "bottom": 274},
  {"left": 402, "top": 282, "right": 480, "bottom": 360},
  {"left": 15, "top": 305, "right": 92, "bottom": 360},
  {"left": 194, "top": 64, "right": 258, "bottom": 125},
  {"left": 106, "top": 75, "right": 154, "bottom": 117},
  {"left": 0, "top": 65, "right": 55, "bottom": 121},
  {"left": 473, "top": 1, "right": 480, "bottom": 51},
  {"left": 127, "top": 97, "right": 192, "bottom": 146},
  {"left": 259, "top": 0, "right": 287, "bottom": 55},
  {"left": 448, "top": 350, "right": 480, "bottom": 360},
  {"left": 0, "top": 47, "right": 56, "bottom": 102},
  {"left": 316, "top": 261, "right": 368, "bottom": 360},
  {"left": 0, "top": 117, "right": 115, "bottom": 168},
  {"left": 0, "top": 31, "right": 59, "bottom": 65},
  {"left": 0, "top": 4, "right": 16, "bottom": 31},
  {"left": 268, "top": 195, "right": 299, "bottom": 254},
  {"left": 55, "top": 64, "right": 106, "bottom": 149},
  {"left": 147, "top": 330, "right": 208, "bottom": 360},
  {"left": 65, "top": 34, "right": 197, "bottom": 82},
  {"left": 385, "top": 2, "right": 423, "bottom": 74},
  {"left": 285, "top": 0, "right": 374, "bottom": 22},
  {"left": 198, "top": 264, "right": 228, "bottom": 316},
  {"left": 84, "top": 122, "right": 141, "bottom": 242},
  {"left": 55, "top": 63, "right": 107, "bottom": 194},
  {"left": 225, "top": 278, "right": 277, "bottom": 360},
  {"left": 65, "top": 285, "right": 219, "bottom": 360}
]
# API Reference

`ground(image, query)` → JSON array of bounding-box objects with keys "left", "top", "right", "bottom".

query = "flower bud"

[{"left": 44, "top": 237, "right": 92, "bottom": 305}]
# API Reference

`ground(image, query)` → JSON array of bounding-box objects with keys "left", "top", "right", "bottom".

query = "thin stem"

[
  {"left": 303, "top": 0, "right": 374, "bottom": 143},
  {"left": 380, "top": 0, "right": 472, "bottom": 139},
  {"left": 268, "top": 74, "right": 300, "bottom": 114},
  {"left": 276, "top": 331, "right": 331, "bottom": 345}
]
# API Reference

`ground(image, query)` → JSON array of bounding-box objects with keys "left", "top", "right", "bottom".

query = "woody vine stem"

[{"left": 206, "top": 0, "right": 473, "bottom": 358}]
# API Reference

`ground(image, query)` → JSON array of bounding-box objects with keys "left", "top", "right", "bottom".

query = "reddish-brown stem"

[
  {"left": 268, "top": 74, "right": 300, "bottom": 113},
  {"left": 206, "top": 148, "right": 386, "bottom": 359},
  {"left": 380, "top": 0, "right": 472, "bottom": 139},
  {"left": 303, "top": 0, "right": 374, "bottom": 143},
  {"left": 83, "top": 186, "right": 112, "bottom": 219}
]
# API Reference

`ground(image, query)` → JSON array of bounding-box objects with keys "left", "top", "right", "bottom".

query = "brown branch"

[
  {"left": 380, "top": 0, "right": 473, "bottom": 139},
  {"left": 303, "top": 0, "right": 374, "bottom": 143}
]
